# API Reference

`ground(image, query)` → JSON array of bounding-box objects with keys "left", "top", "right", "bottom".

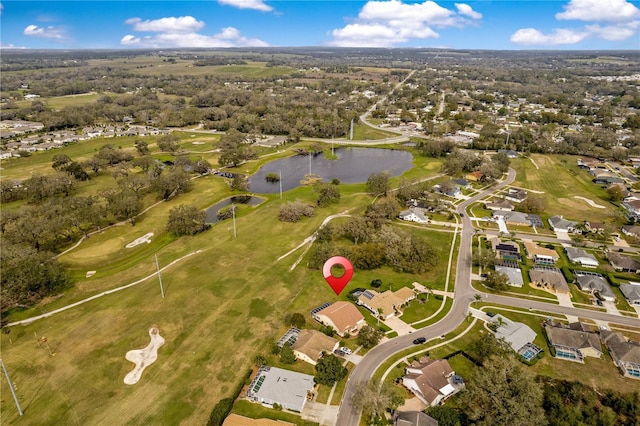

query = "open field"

[{"left": 510, "top": 154, "right": 615, "bottom": 223}]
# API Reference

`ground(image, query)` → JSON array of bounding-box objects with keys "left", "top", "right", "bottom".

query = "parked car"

[
  {"left": 334, "top": 349, "right": 346, "bottom": 356},
  {"left": 486, "top": 311, "right": 496, "bottom": 317},
  {"left": 340, "top": 347, "right": 352, "bottom": 355},
  {"left": 413, "top": 337, "right": 426, "bottom": 344}
]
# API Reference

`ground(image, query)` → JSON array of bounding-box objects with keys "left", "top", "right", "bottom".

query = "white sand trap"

[
  {"left": 124, "top": 327, "right": 165, "bottom": 385},
  {"left": 125, "top": 232, "right": 154, "bottom": 248},
  {"left": 192, "top": 141, "right": 205, "bottom": 145},
  {"left": 573, "top": 196, "right": 606, "bottom": 209},
  {"left": 86, "top": 271, "right": 96, "bottom": 278}
]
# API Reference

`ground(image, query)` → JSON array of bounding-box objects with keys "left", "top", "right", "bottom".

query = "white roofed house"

[
  {"left": 505, "top": 188, "right": 527, "bottom": 203},
  {"left": 246, "top": 366, "right": 315, "bottom": 412},
  {"left": 402, "top": 357, "right": 464, "bottom": 406},
  {"left": 398, "top": 208, "right": 429, "bottom": 224},
  {"left": 565, "top": 247, "right": 599, "bottom": 268},
  {"left": 490, "top": 314, "right": 537, "bottom": 353}
]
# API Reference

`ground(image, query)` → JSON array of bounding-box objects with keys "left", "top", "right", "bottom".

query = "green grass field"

[{"left": 511, "top": 154, "right": 615, "bottom": 223}]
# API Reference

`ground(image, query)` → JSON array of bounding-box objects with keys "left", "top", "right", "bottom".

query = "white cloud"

[
  {"left": 218, "top": 0, "right": 272, "bottom": 12},
  {"left": 556, "top": 0, "right": 640, "bottom": 22},
  {"left": 23, "top": 24, "right": 64, "bottom": 40},
  {"left": 512, "top": 0, "right": 639, "bottom": 46},
  {"left": 455, "top": 3, "right": 482, "bottom": 20},
  {"left": 328, "top": 0, "right": 481, "bottom": 47},
  {"left": 125, "top": 16, "right": 204, "bottom": 33},
  {"left": 586, "top": 21, "right": 640, "bottom": 40},
  {"left": 121, "top": 26, "right": 268, "bottom": 48},
  {"left": 0, "top": 3, "right": 3, "bottom": 16},
  {"left": 122, "top": 15, "right": 268, "bottom": 48},
  {"left": 510, "top": 28, "right": 589, "bottom": 45},
  {"left": 0, "top": 43, "right": 27, "bottom": 49}
]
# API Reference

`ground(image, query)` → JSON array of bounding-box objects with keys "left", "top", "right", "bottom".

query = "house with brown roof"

[
  {"left": 313, "top": 301, "right": 365, "bottom": 336},
  {"left": 290, "top": 329, "right": 339, "bottom": 365},
  {"left": 505, "top": 188, "right": 528, "bottom": 203},
  {"left": 544, "top": 322, "right": 602, "bottom": 363},
  {"left": 524, "top": 241, "right": 559, "bottom": 265},
  {"left": 601, "top": 330, "right": 640, "bottom": 379},
  {"left": 465, "top": 171, "right": 486, "bottom": 182},
  {"left": 402, "top": 357, "right": 463, "bottom": 406},
  {"left": 529, "top": 267, "right": 570, "bottom": 294},
  {"left": 622, "top": 224, "right": 640, "bottom": 238},
  {"left": 357, "top": 287, "right": 415, "bottom": 320},
  {"left": 607, "top": 252, "right": 640, "bottom": 273}
]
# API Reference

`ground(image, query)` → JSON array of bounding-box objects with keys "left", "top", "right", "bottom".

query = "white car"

[{"left": 340, "top": 347, "right": 352, "bottom": 355}]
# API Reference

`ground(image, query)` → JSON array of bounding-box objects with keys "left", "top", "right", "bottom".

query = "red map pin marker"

[{"left": 322, "top": 256, "right": 354, "bottom": 296}]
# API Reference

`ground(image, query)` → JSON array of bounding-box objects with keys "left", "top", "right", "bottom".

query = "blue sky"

[{"left": 1, "top": 0, "right": 639, "bottom": 50}]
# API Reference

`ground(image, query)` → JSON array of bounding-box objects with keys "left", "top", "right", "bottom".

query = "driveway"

[
  {"left": 302, "top": 401, "right": 339, "bottom": 426},
  {"left": 382, "top": 316, "right": 416, "bottom": 336},
  {"left": 496, "top": 216, "right": 509, "bottom": 234}
]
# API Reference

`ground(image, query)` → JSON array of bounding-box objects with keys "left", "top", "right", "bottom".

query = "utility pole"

[
  {"left": 279, "top": 170, "right": 282, "bottom": 200},
  {"left": 308, "top": 152, "right": 312, "bottom": 176},
  {"left": 232, "top": 205, "right": 237, "bottom": 239},
  {"left": 155, "top": 254, "right": 165, "bottom": 299},
  {"left": 1, "top": 358, "right": 23, "bottom": 416}
]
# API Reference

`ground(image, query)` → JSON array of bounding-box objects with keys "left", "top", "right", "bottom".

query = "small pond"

[
  {"left": 205, "top": 195, "right": 265, "bottom": 223},
  {"left": 248, "top": 147, "right": 413, "bottom": 194}
]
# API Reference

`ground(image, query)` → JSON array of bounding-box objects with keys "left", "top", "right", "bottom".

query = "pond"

[
  {"left": 248, "top": 147, "right": 413, "bottom": 194},
  {"left": 204, "top": 195, "right": 265, "bottom": 223}
]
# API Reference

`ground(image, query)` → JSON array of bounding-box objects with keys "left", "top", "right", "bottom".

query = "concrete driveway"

[
  {"left": 302, "top": 401, "right": 338, "bottom": 426},
  {"left": 382, "top": 316, "right": 416, "bottom": 336}
]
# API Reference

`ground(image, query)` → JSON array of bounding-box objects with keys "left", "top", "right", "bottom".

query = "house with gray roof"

[
  {"left": 485, "top": 198, "right": 514, "bottom": 211},
  {"left": 620, "top": 283, "right": 640, "bottom": 306},
  {"left": 601, "top": 330, "right": 640, "bottom": 379},
  {"left": 548, "top": 216, "right": 579, "bottom": 233},
  {"left": 493, "top": 210, "right": 532, "bottom": 227},
  {"left": 543, "top": 322, "right": 602, "bottom": 363},
  {"left": 394, "top": 411, "right": 439, "bottom": 426},
  {"left": 607, "top": 252, "right": 640, "bottom": 273},
  {"left": 622, "top": 224, "right": 640, "bottom": 238},
  {"left": 495, "top": 264, "right": 524, "bottom": 287},
  {"left": 246, "top": 366, "right": 315, "bottom": 412},
  {"left": 565, "top": 247, "right": 599, "bottom": 268},
  {"left": 491, "top": 314, "right": 537, "bottom": 353},
  {"left": 399, "top": 208, "right": 429, "bottom": 224},
  {"left": 574, "top": 271, "right": 616, "bottom": 301}
]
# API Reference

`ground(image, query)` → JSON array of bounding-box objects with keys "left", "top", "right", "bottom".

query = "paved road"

[
  {"left": 336, "top": 167, "right": 640, "bottom": 425},
  {"left": 336, "top": 170, "right": 517, "bottom": 425}
]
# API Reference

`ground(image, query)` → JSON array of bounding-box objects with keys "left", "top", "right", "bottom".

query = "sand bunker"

[
  {"left": 573, "top": 196, "right": 606, "bottom": 209},
  {"left": 124, "top": 327, "right": 165, "bottom": 385},
  {"left": 125, "top": 232, "right": 154, "bottom": 248}
]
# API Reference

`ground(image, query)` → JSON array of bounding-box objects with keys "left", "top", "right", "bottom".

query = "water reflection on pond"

[
  {"left": 248, "top": 147, "right": 413, "bottom": 194},
  {"left": 204, "top": 195, "right": 265, "bottom": 223}
]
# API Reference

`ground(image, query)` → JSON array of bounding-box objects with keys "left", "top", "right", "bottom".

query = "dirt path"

[{"left": 574, "top": 196, "right": 606, "bottom": 209}]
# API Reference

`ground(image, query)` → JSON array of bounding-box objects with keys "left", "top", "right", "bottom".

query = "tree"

[
  {"left": 83, "top": 156, "right": 108, "bottom": 175},
  {"left": 1, "top": 243, "right": 69, "bottom": 312},
  {"left": 157, "top": 134, "right": 181, "bottom": 152},
  {"left": 152, "top": 167, "right": 192, "bottom": 200},
  {"left": 230, "top": 174, "right": 249, "bottom": 191},
  {"left": 284, "top": 312, "right": 306, "bottom": 328},
  {"left": 484, "top": 269, "right": 510, "bottom": 291},
  {"left": 207, "top": 398, "right": 233, "bottom": 426},
  {"left": 314, "top": 182, "right": 341, "bottom": 206},
  {"left": 279, "top": 343, "right": 296, "bottom": 364},
  {"left": 341, "top": 216, "right": 371, "bottom": 245},
  {"left": 218, "top": 129, "right": 255, "bottom": 167},
  {"left": 279, "top": 201, "right": 314, "bottom": 222},
  {"left": 64, "top": 161, "right": 91, "bottom": 181},
  {"left": 607, "top": 185, "right": 624, "bottom": 202},
  {"left": 519, "top": 195, "right": 545, "bottom": 214},
  {"left": 472, "top": 245, "right": 495, "bottom": 270},
  {"left": 51, "top": 154, "right": 72, "bottom": 171},
  {"left": 103, "top": 188, "right": 141, "bottom": 225},
  {"left": 366, "top": 171, "right": 391, "bottom": 196},
  {"left": 351, "top": 380, "right": 404, "bottom": 421},
  {"left": 462, "top": 354, "right": 546, "bottom": 426},
  {"left": 134, "top": 140, "right": 150, "bottom": 156},
  {"left": 167, "top": 204, "right": 210, "bottom": 236},
  {"left": 365, "top": 198, "right": 399, "bottom": 228},
  {"left": 357, "top": 325, "right": 383, "bottom": 349},
  {"left": 426, "top": 406, "right": 468, "bottom": 426},
  {"left": 315, "top": 354, "right": 347, "bottom": 386}
]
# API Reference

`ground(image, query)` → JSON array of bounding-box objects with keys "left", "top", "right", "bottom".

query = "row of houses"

[{"left": 0, "top": 122, "right": 170, "bottom": 158}]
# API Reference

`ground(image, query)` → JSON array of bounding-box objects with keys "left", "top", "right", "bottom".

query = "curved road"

[{"left": 335, "top": 168, "right": 640, "bottom": 425}]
